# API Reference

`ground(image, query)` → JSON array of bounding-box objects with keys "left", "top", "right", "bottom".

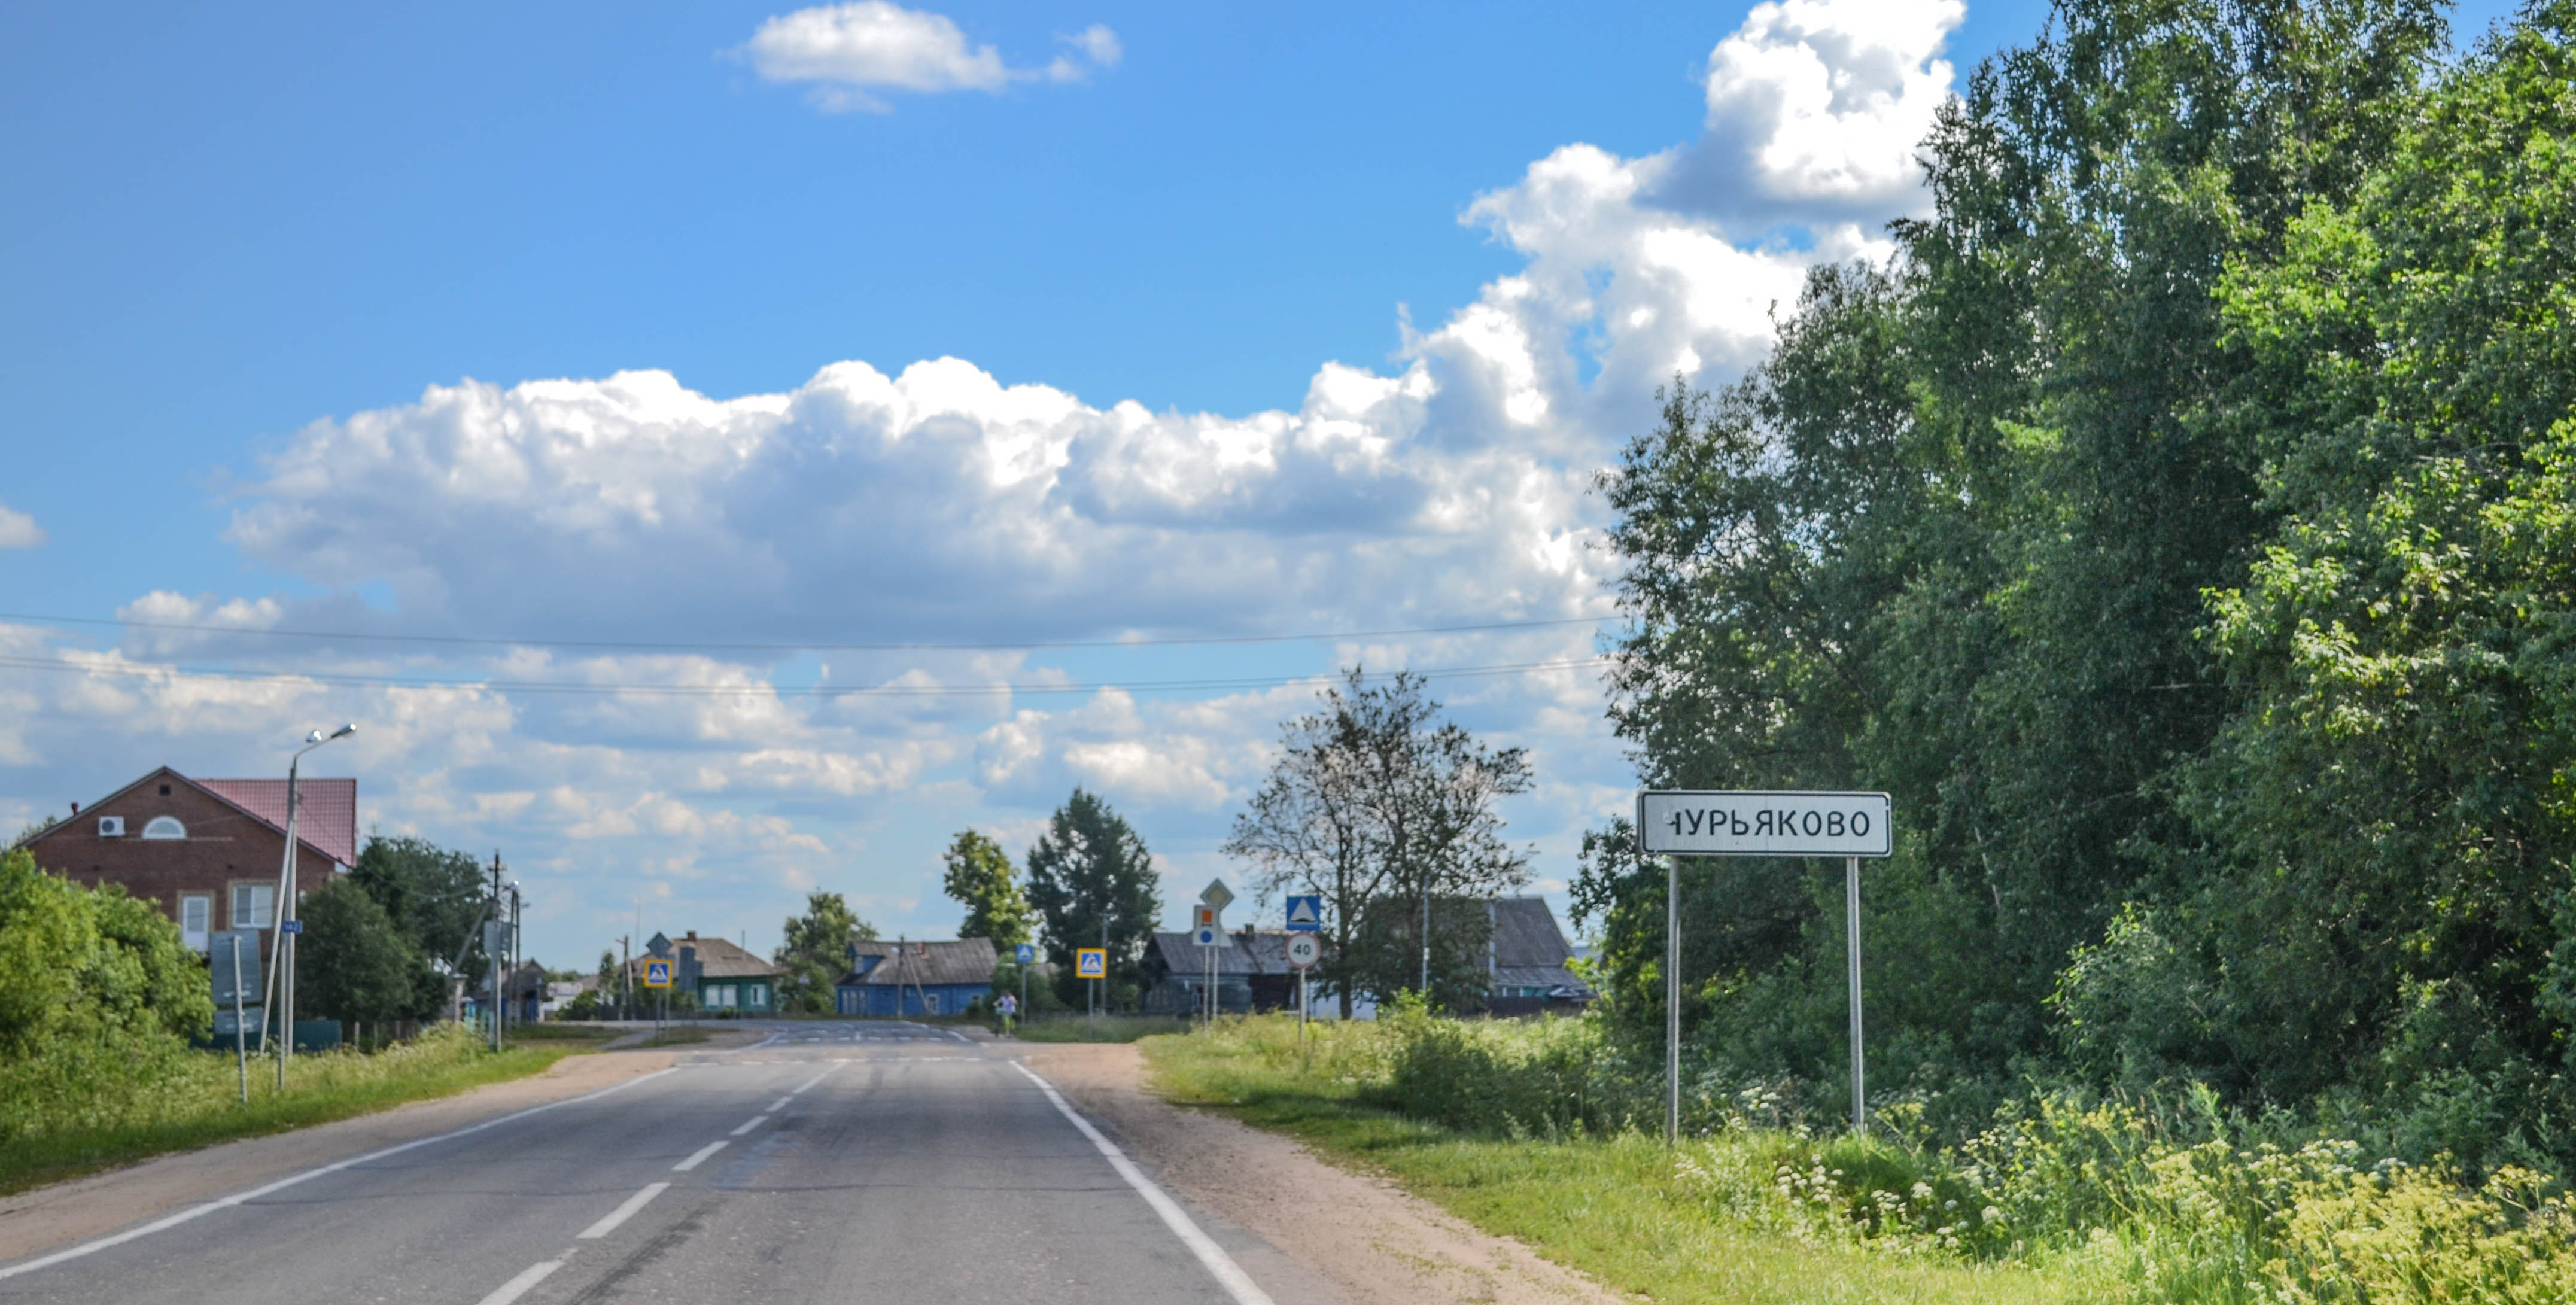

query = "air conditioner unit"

[{"left": 97, "top": 816, "right": 126, "bottom": 837}]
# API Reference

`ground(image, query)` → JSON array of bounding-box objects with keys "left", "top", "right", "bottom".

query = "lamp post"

[{"left": 258, "top": 723, "right": 355, "bottom": 1090}]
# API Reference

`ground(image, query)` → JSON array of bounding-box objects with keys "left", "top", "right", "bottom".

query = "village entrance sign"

[{"left": 1637, "top": 790, "right": 1891, "bottom": 1142}]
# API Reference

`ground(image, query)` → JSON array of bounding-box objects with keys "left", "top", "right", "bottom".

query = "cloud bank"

[
  {"left": 744, "top": 2, "right": 1120, "bottom": 112},
  {"left": 5, "top": 0, "right": 1961, "bottom": 958}
]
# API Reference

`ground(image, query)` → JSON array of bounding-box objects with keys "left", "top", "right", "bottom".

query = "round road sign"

[{"left": 1285, "top": 933, "right": 1321, "bottom": 969}]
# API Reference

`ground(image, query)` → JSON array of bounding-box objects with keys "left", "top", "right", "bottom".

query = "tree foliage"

[
  {"left": 0, "top": 848, "right": 210, "bottom": 1138},
  {"left": 296, "top": 877, "right": 423, "bottom": 1026},
  {"left": 941, "top": 829, "right": 1033, "bottom": 947},
  {"left": 773, "top": 890, "right": 877, "bottom": 1014},
  {"left": 1576, "top": 0, "right": 2576, "bottom": 1157},
  {"left": 1225, "top": 668, "right": 1533, "bottom": 1014},
  {"left": 1024, "top": 789, "right": 1161, "bottom": 1010}
]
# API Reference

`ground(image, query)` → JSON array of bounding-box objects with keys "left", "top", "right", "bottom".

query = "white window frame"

[
  {"left": 140, "top": 816, "right": 187, "bottom": 840},
  {"left": 178, "top": 894, "right": 211, "bottom": 951},
  {"left": 923, "top": 992, "right": 941, "bottom": 1014},
  {"left": 747, "top": 984, "right": 767, "bottom": 1009},
  {"left": 230, "top": 882, "right": 276, "bottom": 930}
]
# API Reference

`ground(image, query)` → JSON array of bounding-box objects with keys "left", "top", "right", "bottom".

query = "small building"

[
  {"left": 1143, "top": 929, "right": 1308, "bottom": 1015},
  {"left": 1483, "top": 897, "right": 1595, "bottom": 1015},
  {"left": 832, "top": 938, "right": 996, "bottom": 1017},
  {"left": 628, "top": 930, "right": 784, "bottom": 1014},
  {"left": 15, "top": 765, "right": 357, "bottom": 961}
]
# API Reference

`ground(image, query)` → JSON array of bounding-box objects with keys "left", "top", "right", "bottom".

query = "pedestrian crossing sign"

[
  {"left": 643, "top": 959, "right": 673, "bottom": 988},
  {"left": 1285, "top": 895, "right": 1323, "bottom": 932},
  {"left": 1075, "top": 948, "right": 1106, "bottom": 979},
  {"left": 1016, "top": 942, "right": 1036, "bottom": 964}
]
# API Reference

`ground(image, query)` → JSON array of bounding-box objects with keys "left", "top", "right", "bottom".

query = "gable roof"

[
  {"left": 200, "top": 777, "right": 359, "bottom": 866},
  {"left": 23, "top": 766, "right": 353, "bottom": 867},
  {"left": 837, "top": 938, "right": 997, "bottom": 988},
  {"left": 1489, "top": 897, "right": 1574, "bottom": 969},
  {"left": 1149, "top": 929, "right": 1307, "bottom": 977}
]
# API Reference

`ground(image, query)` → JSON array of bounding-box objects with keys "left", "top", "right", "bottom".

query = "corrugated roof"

[
  {"left": 1489, "top": 897, "right": 1574, "bottom": 969},
  {"left": 201, "top": 777, "right": 359, "bottom": 867},
  {"left": 1150, "top": 929, "right": 1309, "bottom": 977},
  {"left": 626, "top": 933, "right": 784, "bottom": 980},
  {"left": 837, "top": 938, "right": 997, "bottom": 988}
]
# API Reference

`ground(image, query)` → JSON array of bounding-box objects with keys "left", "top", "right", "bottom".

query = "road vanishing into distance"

[{"left": 0, "top": 1023, "right": 1288, "bottom": 1305}]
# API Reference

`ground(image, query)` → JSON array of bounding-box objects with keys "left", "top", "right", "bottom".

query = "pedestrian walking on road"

[{"left": 996, "top": 991, "right": 1018, "bottom": 1037}]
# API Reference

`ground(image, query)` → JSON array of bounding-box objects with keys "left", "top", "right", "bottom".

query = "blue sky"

[{"left": 0, "top": 0, "right": 2522, "bottom": 966}]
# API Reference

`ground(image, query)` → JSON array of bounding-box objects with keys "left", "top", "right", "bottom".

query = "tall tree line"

[{"left": 1582, "top": 0, "right": 2576, "bottom": 1165}]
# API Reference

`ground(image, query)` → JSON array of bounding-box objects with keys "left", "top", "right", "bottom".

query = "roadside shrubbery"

[{"left": 1167, "top": 1013, "right": 2576, "bottom": 1304}]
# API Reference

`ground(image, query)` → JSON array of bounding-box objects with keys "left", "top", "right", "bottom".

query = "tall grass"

[
  {"left": 0, "top": 1026, "right": 583, "bottom": 1195},
  {"left": 1016, "top": 1012, "right": 1190, "bottom": 1044},
  {"left": 1149, "top": 1012, "right": 2576, "bottom": 1304}
]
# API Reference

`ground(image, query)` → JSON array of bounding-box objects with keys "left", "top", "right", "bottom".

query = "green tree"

[
  {"left": 296, "top": 878, "right": 423, "bottom": 1029},
  {"left": 0, "top": 848, "right": 210, "bottom": 1137},
  {"left": 1024, "top": 790, "right": 1161, "bottom": 1010},
  {"left": 349, "top": 837, "right": 486, "bottom": 970},
  {"left": 1581, "top": 0, "right": 2444, "bottom": 1128},
  {"left": 773, "top": 891, "right": 877, "bottom": 1014},
  {"left": 1225, "top": 668, "right": 1533, "bottom": 1014},
  {"left": 941, "top": 829, "right": 1033, "bottom": 947}
]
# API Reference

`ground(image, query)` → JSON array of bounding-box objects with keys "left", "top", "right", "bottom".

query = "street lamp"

[{"left": 259, "top": 723, "right": 355, "bottom": 1089}]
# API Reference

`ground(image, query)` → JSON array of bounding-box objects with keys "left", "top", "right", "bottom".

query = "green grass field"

[
  {"left": 1016, "top": 1013, "right": 1191, "bottom": 1044},
  {"left": 1141, "top": 1018, "right": 2115, "bottom": 1305},
  {"left": 0, "top": 1026, "right": 592, "bottom": 1197}
]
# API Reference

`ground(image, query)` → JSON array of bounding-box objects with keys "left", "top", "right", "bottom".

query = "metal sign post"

[
  {"left": 1637, "top": 790, "right": 1892, "bottom": 1142},
  {"left": 1285, "top": 898, "right": 1321, "bottom": 1044}
]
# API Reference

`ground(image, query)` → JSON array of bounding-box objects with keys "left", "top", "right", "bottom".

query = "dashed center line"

[
  {"left": 730, "top": 1114, "right": 769, "bottom": 1136},
  {"left": 474, "top": 1260, "right": 562, "bottom": 1305},
  {"left": 577, "top": 1182, "right": 670, "bottom": 1239},
  {"left": 787, "top": 1063, "right": 843, "bottom": 1094},
  {"left": 767, "top": 1096, "right": 792, "bottom": 1111},
  {"left": 673, "top": 1141, "right": 728, "bottom": 1172}
]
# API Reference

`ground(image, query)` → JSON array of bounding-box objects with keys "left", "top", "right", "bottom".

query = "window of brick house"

[
  {"left": 230, "top": 883, "right": 275, "bottom": 929},
  {"left": 141, "top": 816, "right": 186, "bottom": 840}
]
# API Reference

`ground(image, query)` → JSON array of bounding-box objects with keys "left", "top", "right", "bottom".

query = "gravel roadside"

[{"left": 1024, "top": 1042, "right": 1626, "bottom": 1305}]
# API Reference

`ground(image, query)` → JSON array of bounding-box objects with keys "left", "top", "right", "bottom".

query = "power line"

[
  {"left": 0, "top": 610, "right": 1608, "bottom": 653},
  {"left": 0, "top": 653, "right": 1610, "bottom": 699}
]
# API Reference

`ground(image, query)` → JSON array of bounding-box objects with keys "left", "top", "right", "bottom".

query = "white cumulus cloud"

[
  {"left": 0, "top": 502, "right": 45, "bottom": 550},
  {"left": 745, "top": 2, "right": 1119, "bottom": 112}
]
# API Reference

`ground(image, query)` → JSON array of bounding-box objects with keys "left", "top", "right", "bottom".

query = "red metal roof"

[{"left": 199, "top": 777, "right": 358, "bottom": 866}]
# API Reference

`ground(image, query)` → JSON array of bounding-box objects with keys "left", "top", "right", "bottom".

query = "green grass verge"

[
  {"left": 1142, "top": 1020, "right": 2113, "bottom": 1305},
  {"left": 0, "top": 1027, "right": 590, "bottom": 1197},
  {"left": 1017, "top": 1014, "right": 1191, "bottom": 1044}
]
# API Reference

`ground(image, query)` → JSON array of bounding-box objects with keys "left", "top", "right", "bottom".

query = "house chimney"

[
  {"left": 69, "top": 801, "right": 78, "bottom": 816},
  {"left": 686, "top": 930, "right": 697, "bottom": 941}
]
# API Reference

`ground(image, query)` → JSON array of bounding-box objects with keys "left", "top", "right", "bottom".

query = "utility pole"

[
  {"left": 488, "top": 853, "right": 506, "bottom": 1052},
  {"left": 260, "top": 722, "right": 354, "bottom": 1090}
]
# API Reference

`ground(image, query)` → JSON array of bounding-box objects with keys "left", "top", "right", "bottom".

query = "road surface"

[{"left": 0, "top": 1023, "right": 1310, "bottom": 1304}]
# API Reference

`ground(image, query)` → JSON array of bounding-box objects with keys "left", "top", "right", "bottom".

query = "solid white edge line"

[
  {"left": 576, "top": 1181, "right": 670, "bottom": 1239},
  {"left": 1011, "top": 1063, "right": 1278, "bottom": 1305},
  {"left": 0, "top": 1067, "right": 681, "bottom": 1282},
  {"left": 673, "top": 1140, "right": 728, "bottom": 1172},
  {"left": 729, "top": 1114, "right": 769, "bottom": 1136},
  {"left": 475, "top": 1259, "right": 562, "bottom": 1305}
]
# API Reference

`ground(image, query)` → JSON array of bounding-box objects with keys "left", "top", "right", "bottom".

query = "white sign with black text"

[{"left": 1636, "top": 790, "right": 1891, "bottom": 859}]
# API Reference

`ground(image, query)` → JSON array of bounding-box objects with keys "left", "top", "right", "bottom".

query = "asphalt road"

[{"left": 0, "top": 1023, "right": 1297, "bottom": 1304}]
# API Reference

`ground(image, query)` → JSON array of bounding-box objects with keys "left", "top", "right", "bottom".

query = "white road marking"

[
  {"left": 787, "top": 1063, "right": 843, "bottom": 1094},
  {"left": 1012, "top": 1063, "right": 1278, "bottom": 1305},
  {"left": 0, "top": 1068, "right": 680, "bottom": 1282},
  {"left": 673, "top": 1141, "right": 728, "bottom": 1172},
  {"left": 475, "top": 1260, "right": 561, "bottom": 1305},
  {"left": 767, "top": 1096, "right": 792, "bottom": 1111},
  {"left": 729, "top": 1114, "right": 769, "bottom": 1136},
  {"left": 577, "top": 1182, "right": 670, "bottom": 1239}
]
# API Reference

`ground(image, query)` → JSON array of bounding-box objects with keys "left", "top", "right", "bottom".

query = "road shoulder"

[
  {"left": 1023, "top": 1043, "right": 1625, "bottom": 1305},
  {"left": 0, "top": 1044, "right": 714, "bottom": 1266}
]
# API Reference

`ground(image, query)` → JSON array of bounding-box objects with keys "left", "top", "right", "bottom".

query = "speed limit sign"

[{"left": 1285, "top": 933, "right": 1321, "bottom": 969}]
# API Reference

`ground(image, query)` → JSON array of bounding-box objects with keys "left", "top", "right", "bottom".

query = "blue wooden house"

[{"left": 832, "top": 938, "right": 997, "bottom": 1017}]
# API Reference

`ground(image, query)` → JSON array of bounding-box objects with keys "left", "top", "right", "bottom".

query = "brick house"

[{"left": 15, "top": 765, "right": 359, "bottom": 959}]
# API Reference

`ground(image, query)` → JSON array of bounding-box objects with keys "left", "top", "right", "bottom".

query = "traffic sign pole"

[{"left": 1638, "top": 790, "right": 1893, "bottom": 1142}]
